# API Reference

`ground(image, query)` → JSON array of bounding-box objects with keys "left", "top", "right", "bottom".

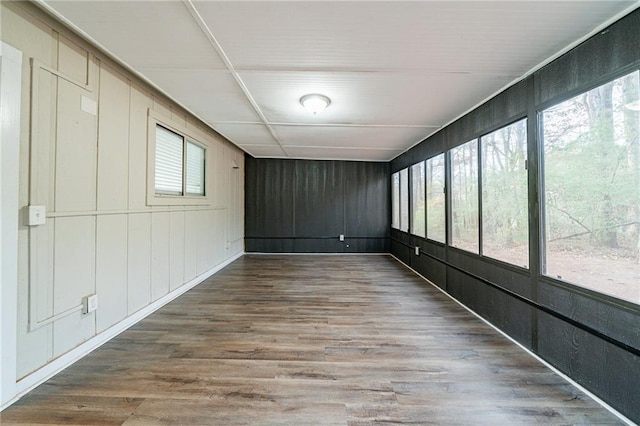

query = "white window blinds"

[
  {"left": 186, "top": 141, "right": 205, "bottom": 195},
  {"left": 155, "top": 125, "right": 184, "bottom": 195}
]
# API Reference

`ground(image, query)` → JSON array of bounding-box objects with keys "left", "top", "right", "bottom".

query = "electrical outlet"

[
  {"left": 83, "top": 294, "right": 98, "bottom": 314},
  {"left": 339, "top": 234, "right": 345, "bottom": 241},
  {"left": 415, "top": 246, "right": 420, "bottom": 256}
]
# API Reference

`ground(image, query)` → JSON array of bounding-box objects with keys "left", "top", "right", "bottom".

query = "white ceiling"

[{"left": 44, "top": 0, "right": 637, "bottom": 162}]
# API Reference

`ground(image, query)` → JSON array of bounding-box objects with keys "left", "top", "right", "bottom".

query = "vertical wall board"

[
  {"left": 17, "top": 249, "right": 52, "bottom": 379},
  {"left": 537, "top": 280, "right": 640, "bottom": 351},
  {"left": 344, "top": 162, "right": 389, "bottom": 238},
  {"left": 95, "top": 214, "right": 128, "bottom": 333},
  {"left": 245, "top": 156, "right": 295, "bottom": 238},
  {"left": 183, "top": 210, "right": 198, "bottom": 282},
  {"left": 169, "top": 211, "right": 185, "bottom": 292},
  {"left": 343, "top": 238, "right": 388, "bottom": 253},
  {"left": 53, "top": 216, "right": 95, "bottom": 314},
  {"left": 214, "top": 209, "right": 227, "bottom": 266},
  {"left": 292, "top": 239, "right": 343, "bottom": 253},
  {"left": 502, "top": 298, "right": 533, "bottom": 349},
  {"left": 448, "top": 253, "right": 532, "bottom": 299},
  {"left": 56, "top": 34, "right": 87, "bottom": 84},
  {"left": 128, "top": 85, "right": 152, "bottom": 210},
  {"left": 2, "top": 5, "right": 55, "bottom": 67},
  {"left": 54, "top": 78, "right": 97, "bottom": 212},
  {"left": 230, "top": 151, "right": 244, "bottom": 243},
  {"left": 390, "top": 239, "right": 412, "bottom": 266},
  {"left": 31, "top": 220, "right": 54, "bottom": 323},
  {"left": 97, "top": 65, "right": 130, "bottom": 211},
  {"left": 245, "top": 239, "right": 295, "bottom": 253},
  {"left": 52, "top": 309, "right": 95, "bottom": 359},
  {"left": 535, "top": 11, "right": 640, "bottom": 107},
  {"left": 219, "top": 144, "right": 231, "bottom": 210},
  {"left": 196, "top": 210, "right": 211, "bottom": 275},
  {"left": 391, "top": 129, "right": 445, "bottom": 173},
  {"left": 207, "top": 142, "right": 222, "bottom": 208},
  {"left": 412, "top": 254, "right": 446, "bottom": 291},
  {"left": 150, "top": 212, "right": 170, "bottom": 301},
  {"left": 294, "top": 160, "right": 344, "bottom": 238},
  {"left": 30, "top": 69, "right": 57, "bottom": 209},
  {"left": 537, "top": 312, "right": 640, "bottom": 424},
  {"left": 127, "top": 213, "right": 151, "bottom": 314}
]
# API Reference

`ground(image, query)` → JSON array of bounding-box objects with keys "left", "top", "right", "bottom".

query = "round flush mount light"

[
  {"left": 300, "top": 93, "right": 331, "bottom": 115},
  {"left": 624, "top": 100, "right": 640, "bottom": 111}
]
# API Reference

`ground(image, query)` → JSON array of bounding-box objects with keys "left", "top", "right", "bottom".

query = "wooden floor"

[{"left": 1, "top": 255, "right": 622, "bottom": 425}]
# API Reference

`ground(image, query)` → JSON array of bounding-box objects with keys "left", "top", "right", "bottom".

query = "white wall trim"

[
  {"left": 0, "top": 42, "right": 23, "bottom": 408},
  {"left": 0, "top": 251, "right": 244, "bottom": 411},
  {"left": 247, "top": 252, "right": 390, "bottom": 256},
  {"left": 390, "top": 254, "right": 635, "bottom": 426}
]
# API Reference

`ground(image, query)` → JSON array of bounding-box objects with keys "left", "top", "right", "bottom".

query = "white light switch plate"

[
  {"left": 415, "top": 246, "right": 420, "bottom": 256},
  {"left": 339, "top": 234, "right": 345, "bottom": 241},
  {"left": 83, "top": 294, "right": 98, "bottom": 314},
  {"left": 28, "top": 205, "right": 46, "bottom": 226}
]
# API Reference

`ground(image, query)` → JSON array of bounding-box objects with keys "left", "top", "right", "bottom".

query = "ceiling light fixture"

[
  {"left": 300, "top": 93, "right": 331, "bottom": 115},
  {"left": 624, "top": 100, "right": 640, "bottom": 111}
]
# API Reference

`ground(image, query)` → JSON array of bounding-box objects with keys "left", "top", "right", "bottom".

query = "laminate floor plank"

[{"left": 1, "top": 255, "right": 622, "bottom": 425}]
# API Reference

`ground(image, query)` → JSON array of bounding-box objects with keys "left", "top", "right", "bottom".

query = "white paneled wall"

[{"left": 1, "top": 2, "right": 244, "bottom": 383}]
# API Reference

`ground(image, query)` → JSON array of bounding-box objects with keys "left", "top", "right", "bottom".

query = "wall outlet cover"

[
  {"left": 83, "top": 294, "right": 98, "bottom": 314},
  {"left": 28, "top": 205, "right": 46, "bottom": 226}
]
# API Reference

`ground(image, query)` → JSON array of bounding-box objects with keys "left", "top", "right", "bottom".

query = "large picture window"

[
  {"left": 481, "top": 119, "right": 529, "bottom": 268},
  {"left": 410, "top": 161, "right": 426, "bottom": 237},
  {"left": 426, "top": 154, "right": 446, "bottom": 243},
  {"left": 541, "top": 70, "right": 640, "bottom": 303},
  {"left": 450, "top": 140, "right": 479, "bottom": 253}
]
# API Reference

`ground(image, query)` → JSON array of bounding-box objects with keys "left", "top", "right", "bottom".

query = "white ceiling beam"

[{"left": 181, "top": 0, "right": 289, "bottom": 157}]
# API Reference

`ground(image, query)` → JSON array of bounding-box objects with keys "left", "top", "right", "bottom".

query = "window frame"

[
  {"left": 448, "top": 138, "right": 480, "bottom": 254},
  {"left": 479, "top": 118, "right": 530, "bottom": 269},
  {"left": 147, "top": 110, "right": 210, "bottom": 206},
  {"left": 426, "top": 153, "right": 447, "bottom": 244},
  {"left": 538, "top": 69, "right": 640, "bottom": 303},
  {"left": 410, "top": 161, "right": 426, "bottom": 238}
]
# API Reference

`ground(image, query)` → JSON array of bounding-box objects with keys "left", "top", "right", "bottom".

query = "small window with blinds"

[
  {"left": 155, "top": 125, "right": 184, "bottom": 195},
  {"left": 148, "top": 114, "right": 208, "bottom": 205}
]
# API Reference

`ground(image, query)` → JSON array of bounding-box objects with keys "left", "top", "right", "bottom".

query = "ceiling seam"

[
  {"left": 269, "top": 123, "right": 442, "bottom": 129},
  {"left": 182, "top": 0, "right": 289, "bottom": 158}
]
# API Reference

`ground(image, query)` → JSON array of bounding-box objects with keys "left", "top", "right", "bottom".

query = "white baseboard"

[
  {"left": 390, "top": 254, "right": 635, "bottom": 426},
  {"left": 1, "top": 251, "right": 244, "bottom": 411},
  {"left": 247, "top": 252, "right": 389, "bottom": 256}
]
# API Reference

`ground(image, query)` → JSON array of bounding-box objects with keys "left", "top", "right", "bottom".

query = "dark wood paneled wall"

[
  {"left": 245, "top": 157, "right": 389, "bottom": 253},
  {"left": 391, "top": 10, "right": 640, "bottom": 424}
]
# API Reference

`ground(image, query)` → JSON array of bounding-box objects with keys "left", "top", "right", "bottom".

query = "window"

[
  {"left": 186, "top": 141, "right": 205, "bottom": 196},
  {"left": 450, "top": 140, "right": 479, "bottom": 253},
  {"left": 154, "top": 124, "right": 206, "bottom": 196},
  {"left": 155, "top": 125, "right": 184, "bottom": 195},
  {"left": 147, "top": 111, "right": 209, "bottom": 205},
  {"left": 481, "top": 119, "right": 529, "bottom": 268},
  {"left": 411, "top": 162, "right": 426, "bottom": 237},
  {"left": 426, "top": 154, "right": 446, "bottom": 243},
  {"left": 399, "top": 168, "right": 409, "bottom": 232},
  {"left": 541, "top": 70, "right": 640, "bottom": 304},
  {"left": 392, "top": 172, "right": 400, "bottom": 229}
]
